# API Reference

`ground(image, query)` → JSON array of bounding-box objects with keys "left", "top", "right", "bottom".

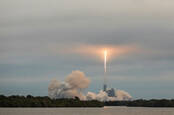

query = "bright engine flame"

[
  {"left": 59, "top": 44, "right": 138, "bottom": 62},
  {"left": 104, "top": 50, "right": 107, "bottom": 73}
]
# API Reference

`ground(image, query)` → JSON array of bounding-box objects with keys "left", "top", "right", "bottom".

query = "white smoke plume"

[
  {"left": 48, "top": 70, "right": 132, "bottom": 101},
  {"left": 86, "top": 90, "right": 132, "bottom": 101},
  {"left": 48, "top": 70, "right": 90, "bottom": 100},
  {"left": 115, "top": 89, "right": 132, "bottom": 101}
]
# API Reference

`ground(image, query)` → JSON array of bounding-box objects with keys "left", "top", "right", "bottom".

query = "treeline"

[
  {"left": 1, "top": 95, "right": 174, "bottom": 107},
  {"left": 0, "top": 95, "right": 103, "bottom": 107},
  {"left": 105, "top": 99, "right": 174, "bottom": 107}
]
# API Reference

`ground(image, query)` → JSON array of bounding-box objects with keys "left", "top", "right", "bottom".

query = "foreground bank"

[
  {"left": 1, "top": 95, "right": 174, "bottom": 107},
  {"left": 105, "top": 99, "right": 174, "bottom": 107},
  {"left": 0, "top": 95, "right": 103, "bottom": 107}
]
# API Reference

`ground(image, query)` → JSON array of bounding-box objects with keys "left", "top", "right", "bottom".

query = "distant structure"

[
  {"left": 103, "top": 66, "right": 116, "bottom": 97},
  {"left": 106, "top": 88, "right": 115, "bottom": 97},
  {"left": 103, "top": 84, "right": 107, "bottom": 92},
  {"left": 103, "top": 76, "right": 115, "bottom": 97},
  {"left": 103, "top": 85, "right": 116, "bottom": 97}
]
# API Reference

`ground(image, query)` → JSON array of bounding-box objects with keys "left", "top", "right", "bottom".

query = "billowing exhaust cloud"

[
  {"left": 48, "top": 70, "right": 90, "bottom": 100},
  {"left": 48, "top": 70, "right": 132, "bottom": 101},
  {"left": 65, "top": 71, "right": 90, "bottom": 89},
  {"left": 115, "top": 89, "right": 132, "bottom": 101},
  {"left": 86, "top": 90, "right": 132, "bottom": 101}
]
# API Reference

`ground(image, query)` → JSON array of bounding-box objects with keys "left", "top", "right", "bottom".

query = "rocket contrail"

[
  {"left": 104, "top": 50, "right": 107, "bottom": 73},
  {"left": 104, "top": 50, "right": 107, "bottom": 91}
]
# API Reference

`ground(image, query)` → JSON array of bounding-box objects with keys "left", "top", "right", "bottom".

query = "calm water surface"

[{"left": 0, "top": 106, "right": 174, "bottom": 115}]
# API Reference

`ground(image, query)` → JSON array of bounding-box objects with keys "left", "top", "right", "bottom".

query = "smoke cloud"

[
  {"left": 86, "top": 90, "right": 132, "bottom": 101},
  {"left": 115, "top": 89, "right": 132, "bottom": 101},
  {"left": 48, "top": 70, "right": 89, "bottom": 100},
  {"left": 48, "top": 70, "right": 132, "bottom": 101}
]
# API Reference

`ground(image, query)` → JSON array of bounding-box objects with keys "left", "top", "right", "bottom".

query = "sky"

[{"left": 0, "top": 0, "right": 174, "bottom": 99}]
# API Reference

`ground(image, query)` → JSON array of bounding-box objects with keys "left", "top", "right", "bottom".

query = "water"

[{"left": 0, "top": 106, "right": 174, "bottom": 115}]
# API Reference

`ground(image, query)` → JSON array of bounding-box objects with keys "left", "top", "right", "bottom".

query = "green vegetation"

[
  {"left": 0, "top": 95, "right": 104, "bottom": 107},
  {"left": 105, "top": 99, "right": 174, "bottom": 107},
  {"left": 1, "top": 95, "right": 174, "bottom": 107}
]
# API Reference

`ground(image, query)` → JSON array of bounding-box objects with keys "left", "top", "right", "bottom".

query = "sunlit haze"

[{"left": 0, "top": 0, "right": 174, "bottom": 99}]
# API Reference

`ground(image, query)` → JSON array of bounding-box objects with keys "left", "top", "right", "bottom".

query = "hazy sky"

[{"left": 0, "top": 0, "right": 174, "bottom": 99}]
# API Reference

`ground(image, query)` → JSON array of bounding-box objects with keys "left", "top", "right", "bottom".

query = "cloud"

[
  {"left": 52, "top": 44, "right": 139, "bottom": 61},
  {"left": 65, "top": 70, "right": 90, "bottom": 89},
  {"left": 48, "top": 70, "right": 90, "bottom": 100},
  {"left": 0, "top": 0, "right": 174, "bottom": 98},
  {"left": 48, "top": 70, "right": 132, "bottom": 101}
]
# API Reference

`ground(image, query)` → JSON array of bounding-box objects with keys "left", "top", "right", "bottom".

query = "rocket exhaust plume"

[
  {"left": 48, "top": 70, "right": 132, "bottom": 101},
  {"left": 103, "top": 50, "right": 107, "bottom": 91},
  {"left": 104, "top": 50, "right": 107, "bottom": 73}
]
